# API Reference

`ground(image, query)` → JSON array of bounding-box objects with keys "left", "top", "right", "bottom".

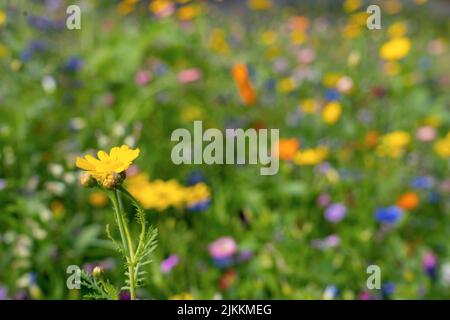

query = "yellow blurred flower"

[
  {"left": 181, "top": 105, "right": 203, "bottom": 122},
  {"left": 89, "top": 191, "right": 108, "bottom": 207},
  {"left": 349, "top": 12, "right": 369, "bottom": 26},
  {"left": 291, "top": 30, "right": 307, "bottom": 45},
  {"left": 383, "top": 61, "right": 401, "bottom": 76},
  {"left": 384, "top": 0, "right": 402, "bottom": 14},
  {"left": 278, "top": 77, "right": 297, "bottom": 93},
  {"left": 434, "top": 132, "right": 450, "bottom": 159},
  {"left": 76, "top": 145, "right": 140, "bottom": 182},
  {"left": 322, "top": 101, "right": 342, "bottom": 124},
  {"left": 170, "top": 292, "right": 194, "bottom": 300},
  {"left": 261, "top": 31, "right": 277, "bottom": 46},
  {"left": 323, "top": 73, "right": 342, "bottom": 88},
  {"left": 117, "top": 0, "right": 136, "bottom": 15},
  {"left": 342, "top": 23, "right": 362, "bottom": 38},
  {"left": 388, "top": 21, "right": 408, "bottom": 38},
  {"left": 51, "top": 201, "right": 65, "bottom": 219},
  {"left": 300, "top": 98, "right": 319, "bottom": 114},
  {"left": 248, "top": 0, "right": 272, "bottom": 11},
  {"left": 376, "top": 131, "right": 411, "bottom": 158},
  {"left": 177, "top": 4, "right": 199, "bottom": 21},
  {"left": 293, "top": 146, "right": 328, "bottom": 166},
  {"left": 209, "top": 29, "right": 229, "bottom": 54},
  {"left": 0, "top": 10, "right": 6, "bottom": 26},
  {"left": 380, "top": 37, "right": 411, "bottom": 61},
  {"left": 343, "top": 0, "right": 362, "bottom": 13},
  {"left": 0, "top": 43, "right": 10, "bottom": 58},
  {"left": 184, "top": 183, "right": 211, "bottom": 207}
]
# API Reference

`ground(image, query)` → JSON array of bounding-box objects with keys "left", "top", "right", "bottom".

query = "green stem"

[
  {"left": 111, "top": 191, "right": 128, "bottom": 257},
  {"left": 114, "top": 189, "right": 137, "bottom": 300}
]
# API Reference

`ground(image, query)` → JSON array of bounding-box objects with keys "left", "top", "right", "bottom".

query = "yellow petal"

[
  {"left": 109, "top": 147, "right": 120, "bottom": 159},
  {"left": 85, "top": 154, "right": 100, "bottom": 165},
  {"left": 76, "top": 157, "right": 95, "bottom": 170},
  {"left": 97, "top": 150, "right": 109, "bottom": 161}
]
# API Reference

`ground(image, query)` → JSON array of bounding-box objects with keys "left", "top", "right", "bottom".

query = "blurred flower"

[
  {"left": 325, "top": 203, "right": 347, "bottom": 223},
  {"left": 0, "top": 287, "right": 6, "bottom": 300},
  {"left": 169, "top": 292, "right": 193, "bottom": 300},
  {"left": 396, "top": 192, "right": 419, "bottom": 210},
  {"left": 323, "top": 285, "right": 339, "bottom": 300},
  {"left": 416, "top": 126, "right": 436, "bottom": 142},
  {"left": 135, "top": 70, "right": 152, "bottom": 86},
  {"left": 231, "top": 63, "right": 256, "bottom": 106},
  {"left": 434, "top": 132, "right": 450, "bottom": 159},
  {"left": 161, "top": 254, "right": 180, "bottom": 273},
  {"left": 278, "top": 77, "right": 297, "bottom": 93},
  {"left": 375, "top": 206, "right": 403, "bottom": 224},
  {"left": 178, "top": 68, "right": 202, "bottom": 84},
  {"left": 42, "top": 75, "right": 57, "bottom": 94},
  {"left": 441, "top": 263, "right": 450, "bottom": 285},
  {"left": 119, "top": 290, "right": 131, "bottom": 300},
  {"left": 209, "top": 237, "right": 237, "bottom": 260},
  {"left": 324, "top": 89, "right": 341, "bottom": 101},
  {"left": 322, "top": 101, "right": 342, "bottom": 124},
  {"left": 177, "top": 5, "right": 199, "bottom": 21},
  {"left": 297, "top": 48, "right": 315, "bottom": 64},
  {"left": 220, "top": 270, "right": 237, "bottom": 291},
  {"left": 387, "top": 21, "right": 408, "bottom": 38},
  {"left": 423, "top": 251, "right": 437, "bottom": 279},
  {"left": 311, "top": 234, "right": 340, "bottom": 250},
  {"left": 274, "top": 138, "right": 300, "bottom": 161},
  {"left": 0, "top": 10, "right": 6, "bottom": 26},
  {"left": 76, "top": 145, "right": 140, "bottom": 184},
  {"left": 343, "top": 0, "right": 362, "bottom": 13},
  {"left": 299, "top": 98, "right": 319, "bottom": 114},
  {"left": 64, "top": 57, "right": 83, "bottom": 72},
  {"left": 89, "top": 191, "right": 108, "bottom": 207},
  {"left": 248, "top": 0, "right": 272, "bottom": 11},
  {"left": 149, "top": 0, "right": 175, "bottom": 18},
  {"left": 209, "top": 28, "right": 229, "bottom": 54},
  {"left": 379, "top": 37, "right": 411, "bottom": 61},
  {"left": 0, "top": 178, "right": 6, "bottom": 190},
  {"left": 365, "top": 131, "right": 379, "bottom": 148},
  {"left": 376, "top": 131, "right": 410, "bottom": 158},
  {"left": 410, "top": 176, "right": 434, "bottom": 189},
  {"left": 317, "top": 193, "right": 331, "bottom": 208},
  {"left": 293, "top": 146, "right": 328, "bottom": 166},
  {"left": 185, "top": 183, "right": 211, "bottom": 212},
  {"left": 381, "top": 282, "right": 396, "bottom": 298},
  {"left": 0, "top": 43, "right": 9, "bottom": 58}
]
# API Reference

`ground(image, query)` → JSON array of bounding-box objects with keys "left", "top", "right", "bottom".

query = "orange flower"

[
  {"left": 231, "top": 63, "right": 257, "bottom": 106},
  {"left": 274, "top": 138, "right": 300, "bottom": 161},
  {"left": 397, "top": 192, "right": 419, "bottom": 210},
  {"left": 365, "top": 131, "right": 379, "bottom": 148}
]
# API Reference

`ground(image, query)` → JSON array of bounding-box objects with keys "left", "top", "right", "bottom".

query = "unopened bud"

[
  {"left": 80, "top": 172, "right": 95, "bottom": 188},
  {"left": 92, "top": 266, "right": 104, "bottom": 277},
  {"left": 101, "top": 172, "right": 124, "bottom": 190}
]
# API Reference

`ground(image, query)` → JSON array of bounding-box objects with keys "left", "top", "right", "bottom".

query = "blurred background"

[{"left": 0, "top": 0, "right": 449, "bottom": 299}]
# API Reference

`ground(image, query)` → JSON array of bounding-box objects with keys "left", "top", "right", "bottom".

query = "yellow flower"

[
  {"left": 434, "top": 132, "right": 450, "bottom": 159},
  {"left": 322, "top": 101, "right": 342, "bottom": 124},
  {"left": 177, "top": 5, "right": 199, "bottom": 21},
  {"left": 0, "top": 43, "right": 10, "bottom": 58},
  {"left": 184, "top": 183, "right": 211, "bottom": 207},
  {"left": 293, "top": 147, "right": 328, "bottom": 166},
  {"left": 261, "top": 31, "right": 277, "bottom": 46},
  {"left": 322, "top": 73, "right": 342, "bottom": 88},
  {"left": 388, "top": 21, "right": 408, "bottom": 38},
  {"left": 170, "top": 292, "right": 194, "bottom": 300},
  {"left": 343, "top": 0, "right": 362, "bottom": 13},
  {"left": 278, "top": 77, "right": 297, "bottom": 93},
  {"left": 76, "top": 145, "right": 140, "bottom": 182},
  {"left": 376, "top": 131, "right": 411, "bottom": 158},
  {"left": 300, "top": 98, "right": 318, "bottom": 114},
  {"left": 0, "top": 10, "right": 6, "bottom": 26},
  {"left": 248, "top": 0, "right": 272, "bottom": 11},
  {"left": 89, "top": 191, "right": 109, "bottom": 207},
  {"left": 380, "top": 37, "right": 411, "bottom": 61},
  {"left": 181, "top": 105, "right": 203, "bottom": 122},
  {"left": 209, "top": 29, "right": 229, "bottom": 54}
]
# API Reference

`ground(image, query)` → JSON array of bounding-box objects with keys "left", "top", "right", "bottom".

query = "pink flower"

[
  {"left": 178, "top": 68, "right": 202, "bottom": 84},
  {"left": 160, "top": 254, "right": 179, "bottom": 273},
  {"left": 416, "top": 126, "right": 436, "bottom": 142},
  {"left": 208, "top": 237, "right": 237, "bottom": 259},
  {"left": 135, "top": 70, "right": 152, "bottom": 87}
]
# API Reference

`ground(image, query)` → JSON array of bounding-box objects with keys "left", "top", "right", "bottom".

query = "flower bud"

[
  {"left": 80, "top": 172, "right": 95, "bottom": 188},
  {"left": 92, "top": 266, "right": 104, "bottom": 277},
  {"left": 101, "top": 172, "right": 124, "bottom": 190}
]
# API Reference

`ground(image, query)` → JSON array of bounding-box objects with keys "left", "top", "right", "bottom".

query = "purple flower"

[
  {"left": 208, "top": 237, "right": 237, "bottom": 260},
  {"left": 119, "top": 291, "right": 131, "bottom": 300},
  {"left": 0, "top": 179, "right": 6, "bottom": 190},
  {"left": 375, "top": 206, "right": 403, "bottom": 224},
  {"left": 0, "top": 287, "right": 8, "bottom": 300},
  {"left": 324, "top": 203, "right": 347, "bottom": 223},
  {"left": 423, "top": 252, "right": 437, "bottom": 279},
  {"left": 317, "top": 193, "right": 331, "bottom": 207},
  {"left": 161, "top": 254, "right": 179, "bottom": 273},
  {"left": 311, "top": 234, "right": 340, "bottom": 250},
  {"left": 64, "top": 57, "right": 83, "bottom": 72}
]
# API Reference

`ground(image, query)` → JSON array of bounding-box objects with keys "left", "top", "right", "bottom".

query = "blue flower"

[
  {"left": 325, "top": 89, "right": 341, "bottom": 101},
  {"left": 186, "top": 170, "right": 205, "bottom": 186},
  {"left": 410, "top": 176, "right": 434, "bottom": 189},
  {"left": 382, "top": 282, "right": 395, "bottom": 297},
  {"left": 187, "top": 199, "right": 211, "bottom": 212},
  {"left": 375, "top": 206, "right": 403, "bottom": 224},
  {"left": 64, "top": 57, "right": 83, "bottom": 72}
]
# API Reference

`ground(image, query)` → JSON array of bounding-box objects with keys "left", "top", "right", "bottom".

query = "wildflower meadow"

[{"left": 0, "top": 0, "right": 449, "bottom": 301}]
